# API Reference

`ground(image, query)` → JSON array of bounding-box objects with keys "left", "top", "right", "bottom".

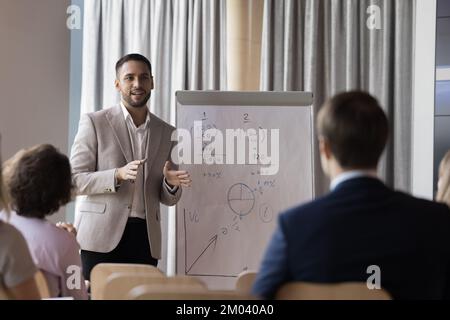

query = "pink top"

[{"left": 7, "top": 212, "right": 88, "bottom": 299}]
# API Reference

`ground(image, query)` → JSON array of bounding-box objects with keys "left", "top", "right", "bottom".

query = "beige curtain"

[
  {"left": 260, "top": 0, "right": 414, "bottom": 195},
  {"left": 81, "top": 0, "right": 227, "bottom": 124}
]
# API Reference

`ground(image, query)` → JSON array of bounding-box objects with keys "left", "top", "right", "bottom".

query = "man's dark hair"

[
  {"left": 317, "top": 91, "right": 389, "bottom": 169},
  {"left": 5, "top": 144, "right": 73, "bottom": 219},
  {"left": 115, "top": 53, "right": 152, "bottom": 77}
]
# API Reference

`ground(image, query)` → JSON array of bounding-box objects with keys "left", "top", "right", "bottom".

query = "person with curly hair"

[
  {"left": 0, "top": 137, "right": 40, "bottom": 300},
  {"left": 2, "top": 144, "right": 87, "bottom": 299}
]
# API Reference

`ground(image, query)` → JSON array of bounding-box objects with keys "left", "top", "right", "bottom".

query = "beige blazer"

[{"left": 70, "top": 106, "right": 181, "bottom": 259}]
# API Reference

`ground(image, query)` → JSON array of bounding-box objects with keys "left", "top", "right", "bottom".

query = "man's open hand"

[{"left": 163, "top": 161, "right": 192, "bottom": 188}]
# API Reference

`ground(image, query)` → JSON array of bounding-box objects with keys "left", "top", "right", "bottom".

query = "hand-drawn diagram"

[
  {"left": 259, "top": 203, "right": 274, "bottom": 223},
  {"left": 184, "top": 211, "right": 218, "bottom": 274},
  {"left": 183, "top": 181, "right": 274, "bottom": 278},
  {"left": 227, "top": 183, "right": 255, "bottom": 217},
  {"left": 176, "top": 102, "right": 314, "bottom": 289}
]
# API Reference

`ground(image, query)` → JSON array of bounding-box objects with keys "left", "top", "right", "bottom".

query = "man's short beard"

[{"left": 123, "top": 92, "right": 151, "bottom": 108}]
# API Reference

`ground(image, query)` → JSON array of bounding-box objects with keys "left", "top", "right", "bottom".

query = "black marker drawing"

[
  {"left": 186, "top": 233, "right": 218, "bottom": 274},
  {"left": 227, "top": 183, "right": 255, "bottom": 217},
  {"left": 184, "top": 210, "right": 237, "bottom": 277},
  {"left": 259, "top": 203, "right": 274, "bottom": 223}
]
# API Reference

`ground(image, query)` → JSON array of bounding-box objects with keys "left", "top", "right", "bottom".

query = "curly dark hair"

[{"left": 4, "top": 144, "right": 73, "bottom": 218}]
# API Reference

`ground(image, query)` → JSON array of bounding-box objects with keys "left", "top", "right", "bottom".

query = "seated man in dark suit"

[{"left": 252, "top": 91, "right": 450, "bottom": 300}]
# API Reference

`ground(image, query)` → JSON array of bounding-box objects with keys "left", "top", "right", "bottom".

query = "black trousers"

[{"left": 81, "top": 218, "right": 158, "bottom": 280}]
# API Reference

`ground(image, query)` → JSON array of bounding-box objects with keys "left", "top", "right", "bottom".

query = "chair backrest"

[
  {"left": 102, "top": 273, "right": 206, "bottom": 300},
  {"left": 0, "top": 271, "right": 46, "bottom": 300},
  {"left": 235, "top": 270, "right": 257, "bottom": 294},
  {"left": 127, "top": 285, "right": 255, "bottom": 300},
  {"left": 0, "top": 284, "right": 12, "bottom": 300},
  {"left": 35, "top": 270, "right": 50, "bottom": 299},
  {"left": 90, "top": 263, "right": 163, "bottom": 300},
  {"left": 275, "top": 282, "right": 392, "bottom": 300}
]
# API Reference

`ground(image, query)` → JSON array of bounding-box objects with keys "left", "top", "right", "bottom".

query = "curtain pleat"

[
  {"left": 260, "top": 0, "right": 414, "bottom": 194},
  {"left": 81, "top": 0, "right": 227, "bottom": 125}
]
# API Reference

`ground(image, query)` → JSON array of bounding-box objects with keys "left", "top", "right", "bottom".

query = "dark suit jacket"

[{"left": 252, "top": 177, "right": 450, "bottom": 299}]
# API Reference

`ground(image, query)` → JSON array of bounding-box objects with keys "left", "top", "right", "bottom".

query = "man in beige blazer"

[{"left": 70, "top": 54, "right": 191, "bottom": 280}]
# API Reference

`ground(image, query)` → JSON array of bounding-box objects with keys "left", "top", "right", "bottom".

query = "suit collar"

[
  {"left": 105, "top": 106, "right": 164, "bottom": 177},
  {"left": 119, "top": 102, "right": 151, "bottom": 129},
  {"left": 330, "top": 170, "right": 378, "bottom": 191},
  {"left": 332, "top": 176, "right": 386, "bottom": 193},
  {"left": 105, "top": 105, "right": 133, "bottom": 163}
]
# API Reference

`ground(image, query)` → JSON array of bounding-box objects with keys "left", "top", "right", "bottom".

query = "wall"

[
  {"left": 412, "top": 0, "right": 437, "bottom": 200},
  {"left": 65, "top": 0, "right": 84, "bottom": 224},
  {"left": 434, "top": 0, "right": 450, "bottom": 193},
  {"left": 0, "top": 0, "right": 71, "bottom": 222}
]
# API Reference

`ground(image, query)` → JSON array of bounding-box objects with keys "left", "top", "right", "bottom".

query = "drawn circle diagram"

[
  {"left": 259, "top": 204, "right": 274, "bottom": 223},
  {"left": 227, "top": 183, "right": 255, "bottom": 217}
]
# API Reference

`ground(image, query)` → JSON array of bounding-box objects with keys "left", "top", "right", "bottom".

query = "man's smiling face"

[{"left": 115, "top": 60, "right": 154, "bottom": 109}]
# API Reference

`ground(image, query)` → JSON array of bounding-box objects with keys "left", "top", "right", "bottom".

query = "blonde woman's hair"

[{"left": 436, "top": 150, "right": 450, "bottom": 207}]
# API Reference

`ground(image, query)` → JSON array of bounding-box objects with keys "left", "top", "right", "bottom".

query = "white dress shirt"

[
  {"left": 121, "top": 103, "right": 150, "bottom": 219},
  {"left": 120, "top": 103, "right": 178, "bottom": 219}
]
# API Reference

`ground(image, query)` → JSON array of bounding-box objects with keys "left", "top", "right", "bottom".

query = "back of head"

[
  {"left": 317, "top": 91, "right": 389, "bottom": 169},
  {"left": 0, "top": 141, "right": 8, "bottom": 213},
  {"left": 437, "top": 150, "right": 450, "bottom": 206},
  {"left": 2, "top": 144, "right": 72, "bottom": 218}
]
